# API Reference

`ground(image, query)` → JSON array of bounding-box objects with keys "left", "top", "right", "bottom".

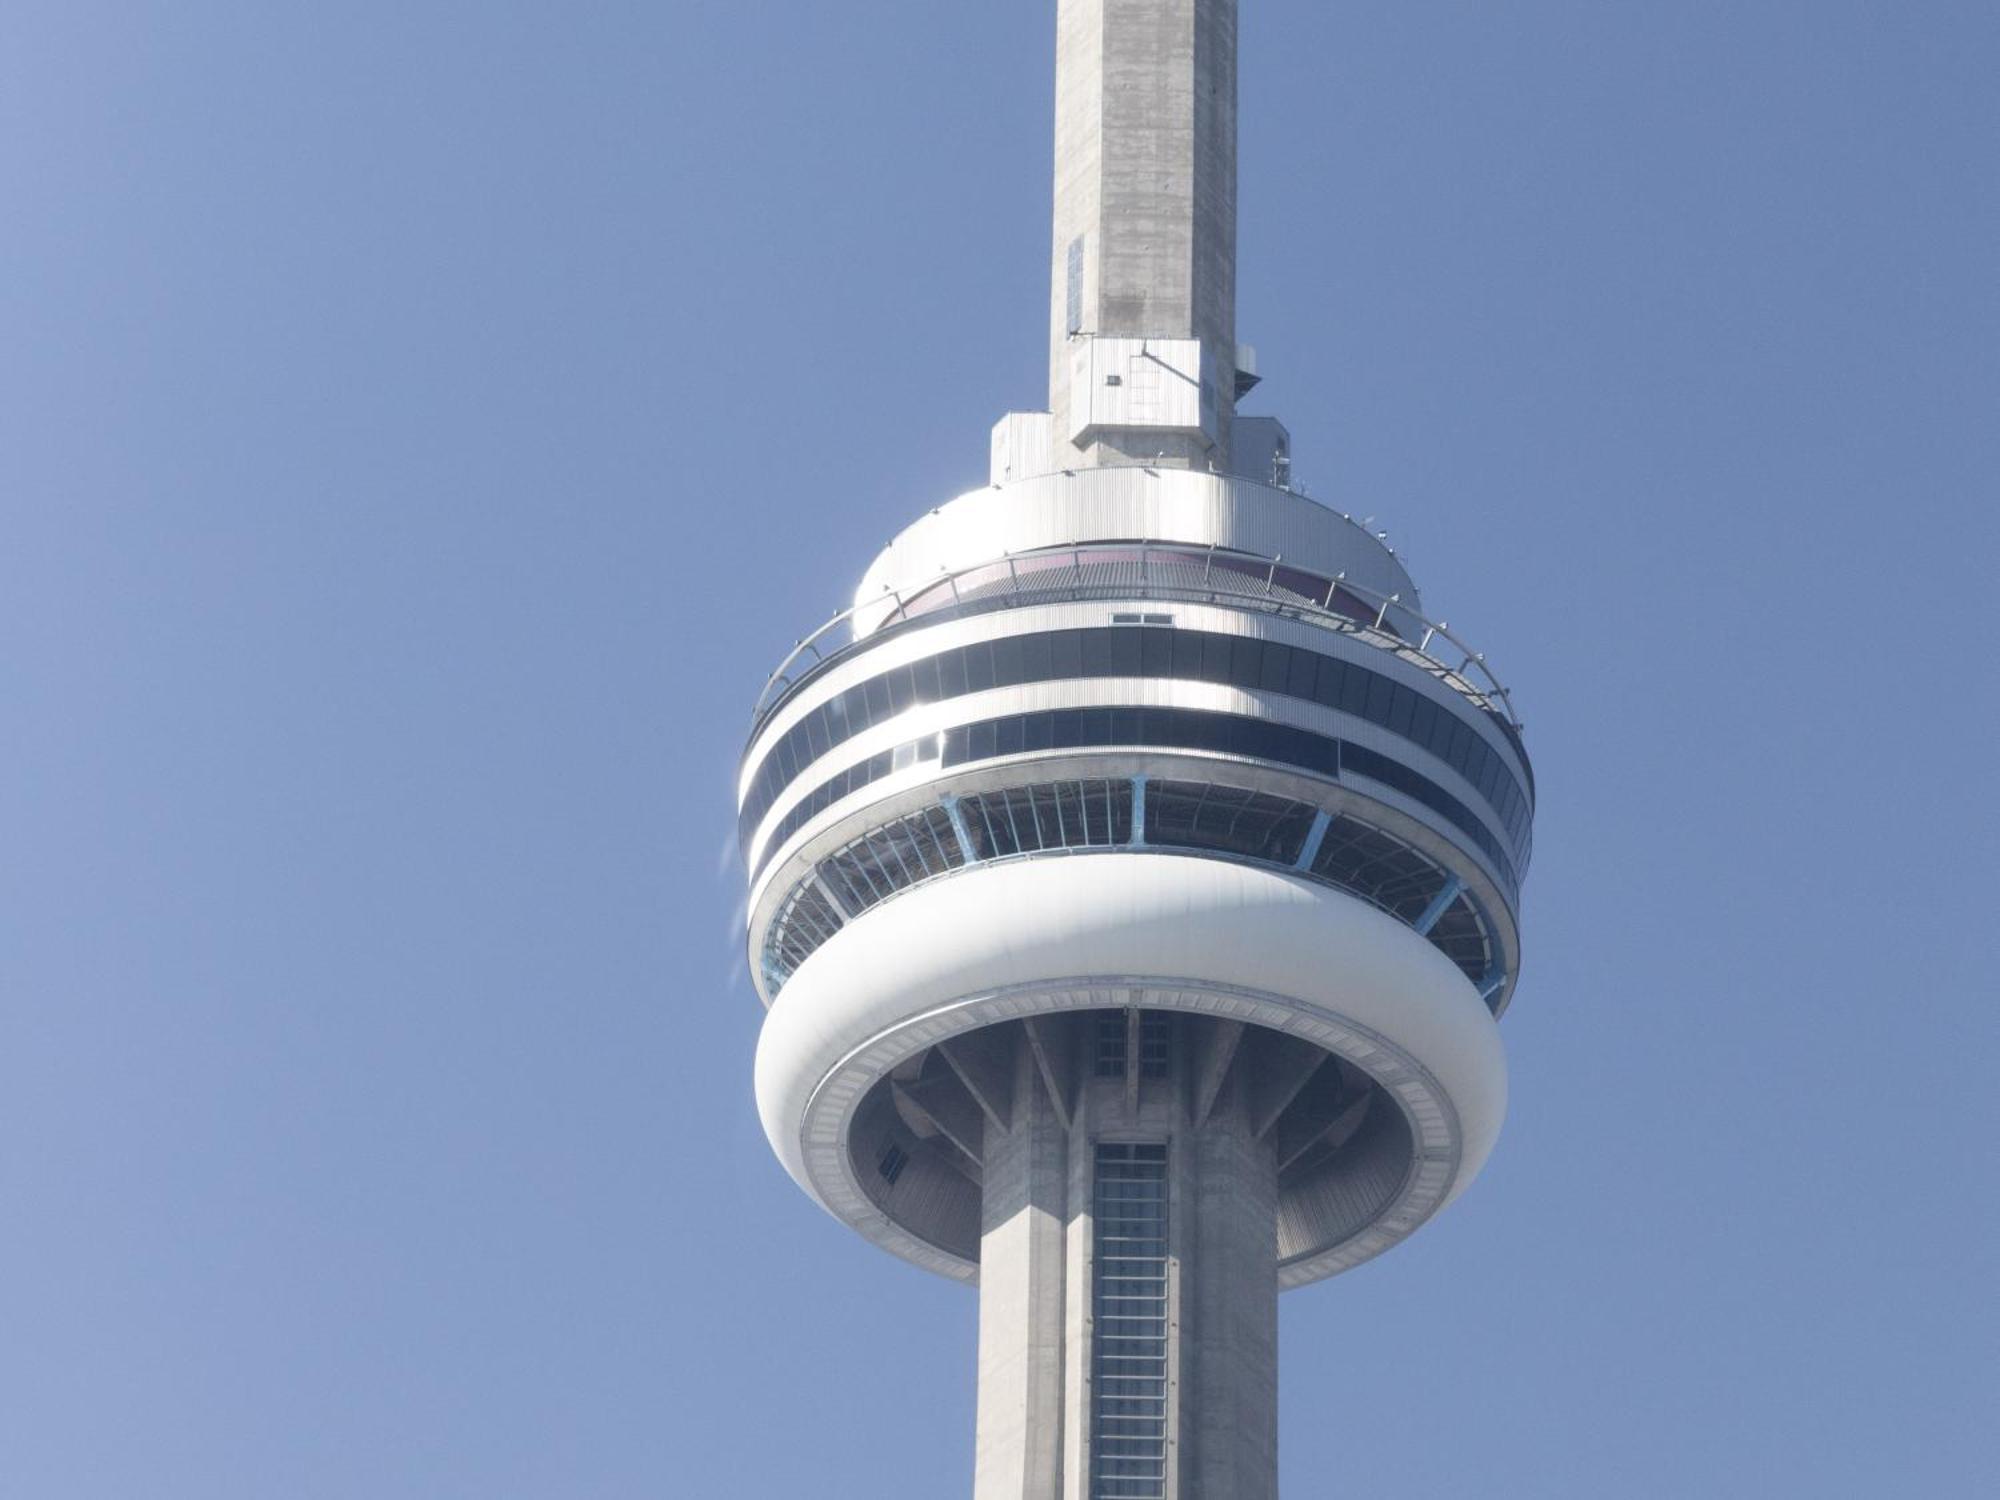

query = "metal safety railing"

[{"left": 749, "top": 539, "right": 1522, "bottom": 736}]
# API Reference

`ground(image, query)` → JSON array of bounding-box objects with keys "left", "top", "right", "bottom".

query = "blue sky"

[{"left": 2, "top": 3, "right": 1994, "bottom": 1495}]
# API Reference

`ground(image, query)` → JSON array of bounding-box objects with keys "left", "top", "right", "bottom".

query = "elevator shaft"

[{"left": 973, "top": 1014, "right": 1278, "bottom": 1500}]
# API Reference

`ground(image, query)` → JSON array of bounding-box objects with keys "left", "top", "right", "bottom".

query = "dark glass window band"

[
  {"left": 739, "top": 625, "right": 1532, "bottom": 859},
  {"left": 746, "top": 704, "right": 1520, "bottom": 896}
]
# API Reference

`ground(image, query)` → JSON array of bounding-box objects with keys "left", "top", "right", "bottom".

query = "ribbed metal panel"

[{"left": 854, "top": 468, "right": 1419, "bottom": 631}]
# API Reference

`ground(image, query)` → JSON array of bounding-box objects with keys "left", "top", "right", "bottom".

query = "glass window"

[
  {"left": 1050, "top": 628, "right": 1084, "bottom": 678},
  {"left": 1198, "top": 633, "right": 1233, "bottom": 685},
  {"left": 1081, "top": 629, "right": 1115, "bottom": 676},
  {"left": 862, "top": 674, "right": 891, "bottom": 726},
  {"left": 817, "top": 805, "right": 965, "bottom": 917},
  {"left": 937, "top": 647, "right": 968, "bottom": 698},
  {"left": 1465, "top": 739, "right": 1489, "bottom": 789},
  {"left": 964, "top": 640, "right": 995, "bottom": 693},
  {"left": 959, "top": 779, "right": 1133, "bottom": 860},
  {"left": 1020, "top": 630, "right": 1054, "bottom": 681},
  {"left": 1104, "top": 627, "right": 1143, "bottom": 676},
  {"left": 1387, "top": 683, "right": 1416, "bottom": 738},
  {"left": 1426, "top": 892, "right": 1492, "bottom": 985},
  {"left": 1424, "top": 702, "right": 1452, "bottom": 759},
  {"left": 1450, "top": 720, "right": 1476, "bottom": 774},
  {"left": 1145, "top": 780, "right": 1316, "bottom": 864},
  {"left": 1260, "top": 641, "right": 1292, "bottom": 692},
  {"left": 760, "top": 877, "right": 845, "bottom": 988},
  {"left": 1310, "top": 815, "right": 1449, "bottom": 925},
  {"left": 1338, "top": 664, "right": 1370, "bottom": 716},
  {"left": 1313, "top": 654, "right": 1345, "bottom": 708},
  {"left": 1409, "top": 693, "right": 1437, "bottom": 752},
  {"left": 1094, "top": 1012, "right": 1127, "bottom": 1077},
  {"left": 1230, "top": 635, "right": 1264, "bottom": 689},
  {"left": 1365, "top": 673, "right": 1395, "bottom": 725},
  {"left": 1287, "top": 648, "right": 1318, "bottom": 701},
  {"left": 1183, "top": 711, "right": 1227, "bottom": 753},
  {"left": 1171, "top": 628, "right": 1205, "bottom": 678},
  {"left": 1092, "top": 1141, "right": 1169, "bottom": 1500},
  {"left": 992, "top": 634, "right": 1025, "bottom": 687}
]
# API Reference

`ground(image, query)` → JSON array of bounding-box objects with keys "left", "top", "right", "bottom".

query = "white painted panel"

[{"left": 754, "top": 856, "right": 1507, "bottom": 1285}]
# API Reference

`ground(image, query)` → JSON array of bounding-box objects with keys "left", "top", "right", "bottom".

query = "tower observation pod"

[{"left": 738, "top": 3, "right": 1535, "bottom": 1496}]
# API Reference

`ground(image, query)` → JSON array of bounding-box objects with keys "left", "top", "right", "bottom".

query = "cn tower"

[{"left": 738, "top": 3, "right": 1534, "bottom": 1495}]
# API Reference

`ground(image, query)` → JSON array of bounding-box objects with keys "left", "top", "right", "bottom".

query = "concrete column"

[
  {"left": 972, "top": 1018, "right": 1280, "bottom": 1499},
  {"left": 1049, "top": 0, "right": 1240, "bottom": 469},
  {"left": 1178, "top": 1066, "right": 1279, "bottom": 1499},
  {"left": 976, "top": 1044, "right": 1072, "bottom": 1500}
]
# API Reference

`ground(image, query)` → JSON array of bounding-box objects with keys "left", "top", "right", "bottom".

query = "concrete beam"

[
  {"left": 1250, "top": 1032, "right": 1328, "bottom": 1140},
  {"left": 974, "top": 1053, "right": 1070, "bottom": 1500},
  {"left": 895, "top": 1077, "right": 986, "bottom": 1171},
  {"left": 1275, "top": 1091, "right": 1372, "bottom": 1175},
  {"left": 1021, "top": 1016, "right": 1076, "bottom": 1132},
  {"left": 1191, "top": 1017, "right": 1244, "bottom": 1128},
  {"left": 939, "top": 1027, "right": 1017, "bottom": 1132}
]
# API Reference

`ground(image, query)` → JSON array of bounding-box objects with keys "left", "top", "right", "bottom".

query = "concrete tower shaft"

[
  {"left": 973, "top": 1019, "right": 1279, "bottom": 1499},
  {"left": 739, "top": 1, "right": 1536, "bottom": 1495},
  {"left": 1049, "top": 0, "right": 1240, "bottom": 471}
]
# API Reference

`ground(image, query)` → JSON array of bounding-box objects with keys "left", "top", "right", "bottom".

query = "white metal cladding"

[
  {"left": 742, "top": 750, "right": 1522, "bottom": 1016},
  {"left": 752, "top": 855, "right": 1506, "bottom": 1287},
  {"left": 852, "top": 468, "right": 1419, "bottom": 633},
  {"left": 741, "top": 674, "right": 1521, "bottom": 900},
  {"left": 1068, "top": 336, "right": 1212, "bottom": 442},
  {"left": 740, "top": 597, "right": 1530, "bottom": 811}
]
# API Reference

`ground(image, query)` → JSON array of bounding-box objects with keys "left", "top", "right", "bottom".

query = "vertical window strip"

[{"left": 1092, "top": 1143, "right": 1170, "bottom": 1500}]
